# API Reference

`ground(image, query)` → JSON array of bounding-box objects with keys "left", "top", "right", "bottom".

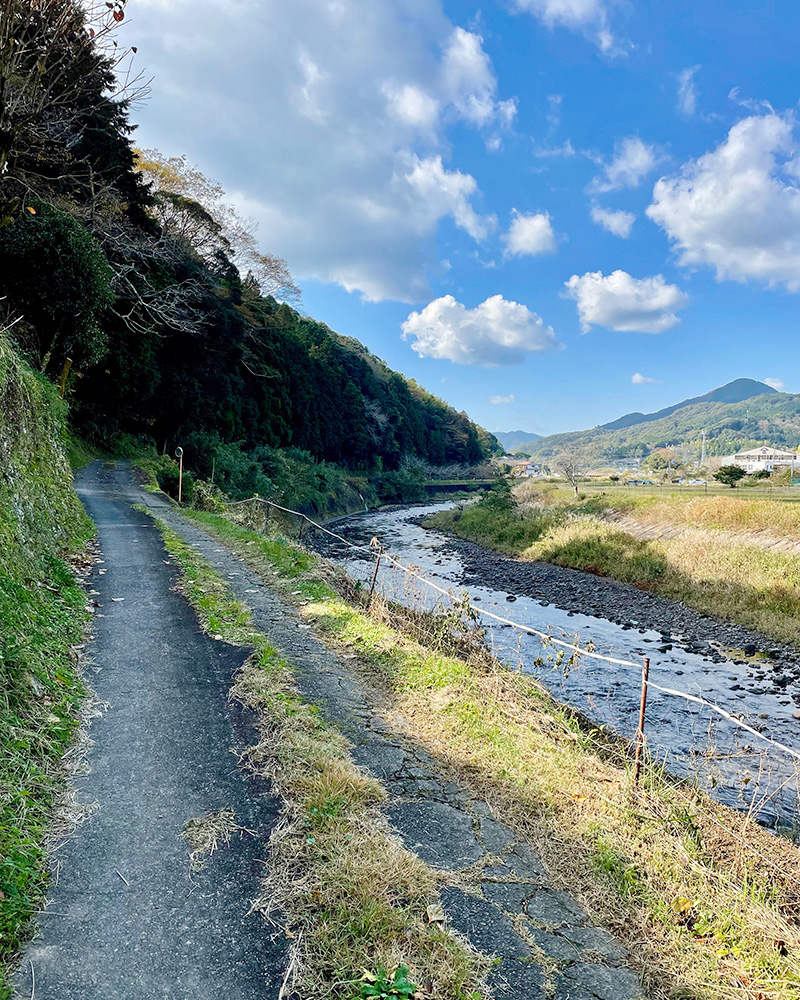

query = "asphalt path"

[{"left": 14, "top": 462, "right": 287, "bottom": 1000}]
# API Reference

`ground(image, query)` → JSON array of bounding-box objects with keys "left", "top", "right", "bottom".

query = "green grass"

[
  {"left": 0, "top": 331, "right": 94, "bottom": 997},
  {"left": 181, "top": 507, "right": 800, "bottom": 1000},
  {"left": 146, "top": 512, "right": 487, "bottom": 1000},
  {"left": 0, "top": 561, "right": 88, "bottom": 995},
  {"left": 427, "top": 487, "right": 800, "bottom": 648}
]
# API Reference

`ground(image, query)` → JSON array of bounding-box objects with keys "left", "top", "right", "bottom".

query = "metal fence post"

[{"left": 634, "top": 656, "right": 650, "bottom": 785}]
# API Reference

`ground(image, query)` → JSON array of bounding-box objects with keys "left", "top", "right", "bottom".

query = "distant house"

[
  {"left": 729, "top": 446, "right": 799, "bottom": 473},
  {"left": 513, "top": 460, "right": 542, "bottom": 477}
]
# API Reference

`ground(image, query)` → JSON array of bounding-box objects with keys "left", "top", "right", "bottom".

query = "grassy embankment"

[
  {"left": 0, "top": 335, "right": 93, "bottom": 997},
  {"left": 426, "top": 483, "right": 800, "bottom": 648},
  {"left": 147, "top": 515, "right": 488, "bottom": 1000},
  {"left": 171, "top": 505, "right": 800, "bottom": 1000}
]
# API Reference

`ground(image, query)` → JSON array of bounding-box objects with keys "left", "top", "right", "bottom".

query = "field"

[{"left": 425, "top": 482, "right": 800, "bottom": 648}]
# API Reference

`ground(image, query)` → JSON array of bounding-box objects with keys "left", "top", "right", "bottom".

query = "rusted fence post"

[
  {"left": 633, "top": 656, "right": 650, "bottom": 785},
  {"left": 368, "top": 543, "right": 383, "bottom": 608}
]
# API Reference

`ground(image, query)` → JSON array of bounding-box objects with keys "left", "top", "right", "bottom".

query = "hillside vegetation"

[
  {"left": 0, "top": 3, "right": 495, "bottom": 512},
  {"left": 426, "top": 482, "right": 800, "bottom": 647},
  {"left": 522, "top": 382, "right": 800, "bottom": 462},
  {"left": 0, "top": 334, "right": 92, "bottom": 996}
]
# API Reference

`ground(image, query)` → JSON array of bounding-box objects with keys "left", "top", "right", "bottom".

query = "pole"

[
  {"left": 175, "top": 447, "right": 184, "bottom": 505},
  {"left": 211, "top": 455, "right": 216, "bottom": 484},
  {"left": 58, "top": 358, "right": 72, "bottom": 398},
  {"left": 633, "top": 657, "right": 650, "bottom": 785},
  {"left": 368, "top": 545, "right": 383, "bottom": 608}
]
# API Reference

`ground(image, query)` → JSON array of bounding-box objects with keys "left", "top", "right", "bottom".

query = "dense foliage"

[{"left": 0, "top": 1, "right": 495, "bottom": 510}]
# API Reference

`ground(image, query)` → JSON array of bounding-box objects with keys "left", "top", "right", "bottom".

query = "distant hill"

[
  {"left": 495, "top": 430, "right": 542, "bottom": 453},
  {"left": 520, "top": 380, "right": 800, "bottom": 464},
  {"left": 601, "top": 379, "right": 777, "bottom": 432}
]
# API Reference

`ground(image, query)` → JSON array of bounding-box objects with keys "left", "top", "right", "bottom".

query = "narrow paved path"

[
  {"left": 140, "top": 476, "right": 648, "bottom": 1000},
  {"left": 14, "top": 463, "right": 287, "bottom": 999}
]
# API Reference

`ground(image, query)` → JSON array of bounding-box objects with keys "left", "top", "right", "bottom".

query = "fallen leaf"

[{"left": 426, "top": 902, "right": 446, "bottom": 924}]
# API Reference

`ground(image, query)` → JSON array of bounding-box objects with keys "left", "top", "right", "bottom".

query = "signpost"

[{"left": 175, "top": 447, "right": 184, "bottom": 504}]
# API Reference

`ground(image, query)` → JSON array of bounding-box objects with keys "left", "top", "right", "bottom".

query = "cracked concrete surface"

[{"left": 115, "top": 464, "right": 647, "bottom": 1000}]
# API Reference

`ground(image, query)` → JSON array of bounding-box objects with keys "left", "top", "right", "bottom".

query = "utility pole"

[{"left": 701, "top": 430, "right": 706, "bottom": 468}]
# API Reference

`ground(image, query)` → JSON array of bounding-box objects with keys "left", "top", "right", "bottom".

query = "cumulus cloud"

[
  {"left": 590, "top": 205, "right": 635, "bottom": 238},
  {"left": 124, "top": 1, "right": 515, "bottom": 302},
  {"left": 503, "top": 210, "right": 557, "bottom": 256},
  {"left": 764, "top": 377, "right": 786, "bottom": 391},
  {"left": 677, "top": 66, "right": 700, "bottom": 116},
  {"left": 489, "top": 394, "right": 516, "bottom": 404},
  {"left": 401, "top": 294, "right": 563, "bottom": 365},
  {"left": 564, "top": 271, "right": 689, "bottom": 334},
  {"left": 512, "top": 0, "right": 619, "bottom": 53},
  {"left": 632, "top": 373, "right": 659, "bottom": 384},
  {"left": 647, "top": 113, "right": 800, "bottom": 292},
  {"left": 589, "top": 137, "right": 658, "bottom": 193}
]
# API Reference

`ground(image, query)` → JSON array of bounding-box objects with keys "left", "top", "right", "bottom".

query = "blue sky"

[{"left": 125, "top": 0, "right": 800, "bottom": 435}]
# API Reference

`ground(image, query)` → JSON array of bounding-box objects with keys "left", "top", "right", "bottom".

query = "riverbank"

[
  {"left": 171, "top": 501, "right": 800, "bottom": 1000},
  {"left": 424, "top": 486, "right": 800, "bottom": 661}
]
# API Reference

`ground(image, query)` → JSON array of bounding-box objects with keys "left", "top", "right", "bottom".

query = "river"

[{"left": 313, "top": 502, "right": 800, "bottom": 835}]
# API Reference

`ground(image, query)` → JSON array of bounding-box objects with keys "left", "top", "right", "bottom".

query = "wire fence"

[{"left": 224, "top": 495, "right": 800, "bottom": 791}]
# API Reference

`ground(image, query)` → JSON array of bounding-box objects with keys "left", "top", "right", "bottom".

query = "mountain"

[
  {"left": 495, "top": 430, "right": 542, "bottom": 453},
  {"left": 601, "top": 379, "right": 777, "bottom": 432},
  {"left": 520, "top": 380, "right": 800, "bottom": 464}
]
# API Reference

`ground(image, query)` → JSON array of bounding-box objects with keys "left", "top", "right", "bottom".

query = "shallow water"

[{"left": 315, "top": 503, "right": 800, "bottom": 833}]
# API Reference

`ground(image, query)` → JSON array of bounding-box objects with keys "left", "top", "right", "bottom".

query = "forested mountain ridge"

[
  {"left": 0, "top": 1, "right": 495, "bottom": 510},
  {"left": 600, "top": 378, "right": 777, "bottom": 432},
  {"left": 521, "top": 382, "right": 800, "bottom": 463}
]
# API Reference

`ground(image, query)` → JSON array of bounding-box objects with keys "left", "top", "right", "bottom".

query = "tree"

[
  {"left": 0, "top": 202, "right": 113, "bottom": 370},
  {"left": 714, "top": 465, "right": 746, "bottom": 488},
  {"left": 133, "top": 149, "right": 301, "bottom": 303},
  {"left": 556, "top": 452, "right": 586, "bottom": 496},
  {"left": 0, "top": 1, "right": 135, "bottom": 223}
]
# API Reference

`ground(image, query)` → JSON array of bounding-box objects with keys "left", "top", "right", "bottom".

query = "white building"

[{"left": 730, "top": 446, "right": 799, "bottom": 473}]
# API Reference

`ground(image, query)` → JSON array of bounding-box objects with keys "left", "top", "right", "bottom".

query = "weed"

[{"left": 360, "top": 965, "right": 416, "bottom": 999}]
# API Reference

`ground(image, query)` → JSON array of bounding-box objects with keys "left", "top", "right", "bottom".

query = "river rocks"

[{"left": 434, "top": 533, "right": 798, "bottom": 674}]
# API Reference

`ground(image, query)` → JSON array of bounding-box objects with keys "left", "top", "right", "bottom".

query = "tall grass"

[{"left": 428, "top": 487, "right": 800, "bottom": 647}]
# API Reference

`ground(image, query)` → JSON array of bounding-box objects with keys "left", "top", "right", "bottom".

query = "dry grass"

[
  {"left": 429, "top": 487, "right": 800, "bottom": 648},
  {"left": 183, "top": 808, "right": 241, "bottom": 871},
  {"left": 182, "top": 508, "right": 800, "bottom": 1000},
  {"left": 148, "top": 514, "right": 488, "bottom": 1000}
]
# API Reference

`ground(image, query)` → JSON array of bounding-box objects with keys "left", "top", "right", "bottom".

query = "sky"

[{"left": 120, "top": 0, "right": 800, "bottom": 436}]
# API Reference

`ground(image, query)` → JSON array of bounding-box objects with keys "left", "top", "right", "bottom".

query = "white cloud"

[
  {"left": 564, "top": 270, "right": 689, "bottom": 334},
  {"left": 764, "top": 377, "right": 786, "bottom": 391},
  {"left": 647, "top": 113, "right": 800, "bottom": 292},
  {"left": 677, "top": 66, "right": 699, "bottom": 116},
  {"left": 384, "top": 83, "right": 440, "bottom": 130},
  {"left": 401, "top": 294, "right": 563, "bottom": 365},
  {"left": 406, "top": 154, "right": 496, "bottom": 241},
  {"left": 632, "top": 373, "right": 659, "bottom": 384},
  {"left": 512, "top": 0, "right": 619, "bottom": 53},
  {"left": 503, "top": 210, "right": 557, "bottom": 256},
  {"left": 534, "top": 139, "right": 576, "bottom": 159},
  {"left": 489, "top": 394, "right": 516, "bottom": 404},
  {"left": 590, "top": 205, "right": 635, "bottom": 238},
  {"left": 123, "top": 1, "right": 515, "bottom": 302},
  {"left": 590, "top": 137, "right": 658, "bottom": 193}
]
